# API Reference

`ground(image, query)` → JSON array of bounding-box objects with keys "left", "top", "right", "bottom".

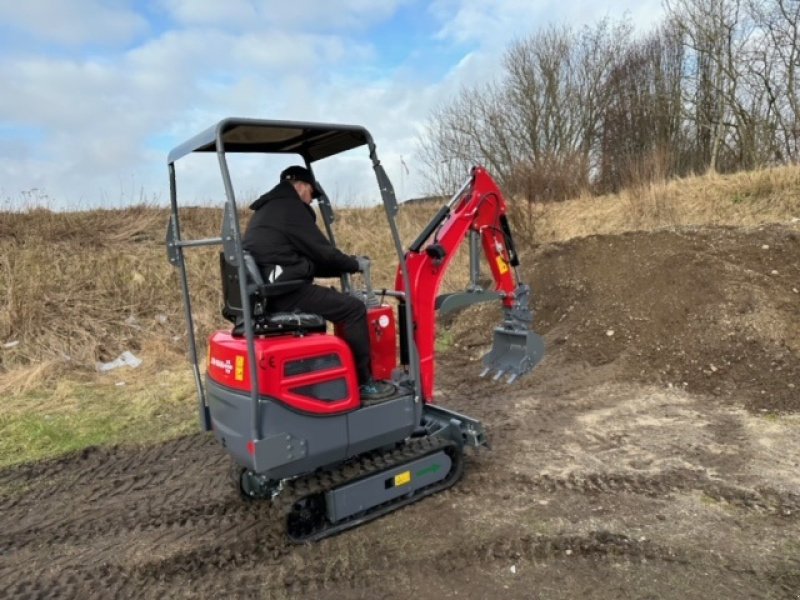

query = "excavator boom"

[{"left": 395, "top": 166, "right": 545, "bottom": 401}]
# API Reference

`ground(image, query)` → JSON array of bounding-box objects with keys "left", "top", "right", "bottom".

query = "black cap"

[{"left": 280, "top": 165, "right": 321, "bottom": 199}]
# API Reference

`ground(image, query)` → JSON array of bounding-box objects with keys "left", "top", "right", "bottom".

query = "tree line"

[{"left": 420, "top": 0, "right": 800, "bottom": 201}]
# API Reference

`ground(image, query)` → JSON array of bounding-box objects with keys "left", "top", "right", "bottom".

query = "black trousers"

[{"left": 270, "top": 284, "right": 372, "bottom": 384}]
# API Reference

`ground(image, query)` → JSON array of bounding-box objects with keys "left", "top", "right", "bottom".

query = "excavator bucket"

[{"left": 480, "top": 323, "right": 545, "bottom": 384}]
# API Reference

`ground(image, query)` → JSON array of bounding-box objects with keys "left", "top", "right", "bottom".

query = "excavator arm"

[{"left": 395, "top": 166, "right": 545, "bottom": 402}]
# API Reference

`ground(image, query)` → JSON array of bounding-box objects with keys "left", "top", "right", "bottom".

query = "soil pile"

[{"left": 453, "top": 223, "right": 800, "bottom": 413}]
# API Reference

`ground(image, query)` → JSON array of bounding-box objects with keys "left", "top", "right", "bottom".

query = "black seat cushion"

[
  {"left": 266, "top": 312, "right": 325, "bottom": 329},
  {"left": 232, "top": 311, "right": 326, "bottom": 337}
]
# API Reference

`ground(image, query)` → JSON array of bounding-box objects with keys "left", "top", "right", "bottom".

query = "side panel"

[
  {"left": 206, "top": 377, "right": 349, "bottom": 479},
  {"left": 346, "top": 395, "right": 416, "bottom": 457},
  {"left": 208, "top": 331, "right": 359, "bottom": 415},
  {"left": 325, "top": 451, "right": 452, "bottom": 522},
  {"left": 207, "top": 378, "right": 418, "bottom": 480}
]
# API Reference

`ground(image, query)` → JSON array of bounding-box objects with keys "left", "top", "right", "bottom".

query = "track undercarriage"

[{"left": 235, "top": 434, "right": 464, "bottom": 543}]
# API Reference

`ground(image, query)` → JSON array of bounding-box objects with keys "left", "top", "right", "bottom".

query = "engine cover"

[{"left": 207, "top": 331, "right": 359, "bottom": 415}]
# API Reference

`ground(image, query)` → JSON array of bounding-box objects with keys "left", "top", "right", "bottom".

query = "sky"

[{"left": 0, "top": 0, "right": 665, "bottom": 211}]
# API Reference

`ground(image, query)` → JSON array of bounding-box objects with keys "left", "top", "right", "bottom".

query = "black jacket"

[{"left": 243, "top": 181, "right": 359, "bottom": 285}]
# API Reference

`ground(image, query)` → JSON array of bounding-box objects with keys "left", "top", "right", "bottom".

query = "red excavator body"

[{"left": 167, "top": 119, "right": 544, "bottom": 542}]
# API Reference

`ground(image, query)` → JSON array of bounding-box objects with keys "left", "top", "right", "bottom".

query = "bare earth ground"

[{"left": 1, "top": 224, "right": 799, "bottom": 599}]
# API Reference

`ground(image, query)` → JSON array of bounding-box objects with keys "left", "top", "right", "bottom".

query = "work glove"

[{"left": 355, "top": 256, "right": 370, "bottom": 273}]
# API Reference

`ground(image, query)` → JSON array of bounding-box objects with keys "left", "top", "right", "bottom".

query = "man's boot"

[{"left": 359, "top": 379, "right": 396, "bottom": 401}]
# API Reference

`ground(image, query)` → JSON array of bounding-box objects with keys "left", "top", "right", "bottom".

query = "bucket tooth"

[
  {"left": 479, "top": 367, "right": 490, "bottom": 378},
  {"left": 492, "top": 369, "right": 505, "bottom": 381},
  {"left": 506, "top": 373, "right": 518, "bottom": 384}
]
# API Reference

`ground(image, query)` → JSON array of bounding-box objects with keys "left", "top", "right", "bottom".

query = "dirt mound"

[{"left": 455, "top": 223, "right": 800, "bottom": 413}]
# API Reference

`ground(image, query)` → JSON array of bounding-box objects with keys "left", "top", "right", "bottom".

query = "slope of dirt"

[
  {"left": 456, "top": 223, "right": 800, "bottom": 413},
  {"left": 1, "top": 224, "right": 799, "bottom": 599}
]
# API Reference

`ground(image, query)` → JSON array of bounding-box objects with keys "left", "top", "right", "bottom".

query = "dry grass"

[
  {"left": 0, "top": 164, "right": 797, "bottom": 465},
  {"left": 3, "top": 165, "right": 798, "bottom": 380},
  {"left": 530, "top": 164, "right": 800, "bottom": 243},
  {"left": 2, "top": 165, "right": 797, "bottom": 382}
]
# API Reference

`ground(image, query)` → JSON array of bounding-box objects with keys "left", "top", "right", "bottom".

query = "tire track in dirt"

[
  {"left": 0, "top": 434, "right": 221, "bottom": 512},
  {"left": 2, "top": 420, "right": 797, "bottom": 598},
  {"left": 458, "top": 468, "right": 800, "bottom": 518},
  {"left": 0, "top": 523, "right": 763, "bottom": 600},
  {"left": 4, "top": 449, "right": 797, "bottom": 600}
]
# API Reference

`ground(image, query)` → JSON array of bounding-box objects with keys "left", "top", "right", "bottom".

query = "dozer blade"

[{"left": 480, "top": 324, "right": 545, "bottom": 383}]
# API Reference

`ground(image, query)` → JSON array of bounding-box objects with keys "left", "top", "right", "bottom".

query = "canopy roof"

[{"left": 167, "top": 118, "right": 373, "bottom": 164}]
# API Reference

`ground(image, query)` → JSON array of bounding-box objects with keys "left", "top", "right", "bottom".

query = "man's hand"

[{"left": 355, "top": 256, "right": 370, "bottom": 273}]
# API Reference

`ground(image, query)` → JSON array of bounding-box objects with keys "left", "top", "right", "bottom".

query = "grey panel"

[
  {"left": 250, "top": 433, "right": 307, "bottom": 473},
  {"left": 205, "top": 378, "right": 349, "bottom": 479},
  {"left": 325, "top": 451, "right": 452, "bottom": 522},
  {"left": 205, "top": 380, "right": 250, "bottom": 466},
  {"left": 206, "top": 379, "right": 421, "bottom": 481},
  {"left": 346, "top": 395, "right": 416, "bottom": 457},
  {"left": 258, "top": 400, "right": 350, "bottom": 480}
]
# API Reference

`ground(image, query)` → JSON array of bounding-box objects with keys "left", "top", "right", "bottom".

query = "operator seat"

[{"left": 219, "top": 252, "right": 326, "bottom": 336}]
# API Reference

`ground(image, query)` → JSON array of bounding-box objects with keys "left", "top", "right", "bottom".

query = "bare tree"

[
  {"left": 418, "top": 84, "right": 518, "bottom": 195},
  {"left": 419, "top": 20, "right": 631, "bottom": 200},
  {"left": 664, "top": 0, "right": 747, "bottom": 172},
  {"left": 599, "top": 21, "right": 687, "bottom": 192},
  {"left": 419, "top": 2, "right": 798, "bottom": 201},
  {"left": 747, "top": 0, "right": 800, "bottom": 162}
]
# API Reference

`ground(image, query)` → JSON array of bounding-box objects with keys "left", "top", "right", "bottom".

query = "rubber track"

[{"left": 275, "top": 435, "right": 463, "bottom": 543}]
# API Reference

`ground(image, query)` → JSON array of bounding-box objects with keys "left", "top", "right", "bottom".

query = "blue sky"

[{"left": 0, "top": 0, "right": 664, "bottom": 210}]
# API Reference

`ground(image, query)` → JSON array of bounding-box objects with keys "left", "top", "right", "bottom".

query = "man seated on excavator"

[{"left": 243, "top": 165, "right": 396, "bottom": 401}]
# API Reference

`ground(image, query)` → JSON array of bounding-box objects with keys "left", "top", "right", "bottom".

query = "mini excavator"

[{"left": 166, "top": 118, "right": 545, "bottom": 542}]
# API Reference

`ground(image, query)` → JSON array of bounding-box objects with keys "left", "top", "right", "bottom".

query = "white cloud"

[
  {"left": 0, "top": 0, "right": 668, "bottom": 210},
  {"left": 0, "top": 0, "right": 148, "bottom": 46},
  {"left": 430, "top": 0, "right": 664, "bottom": 47},
  {"left": 160, "top": 0, "right": 408, "bottom": 32}
]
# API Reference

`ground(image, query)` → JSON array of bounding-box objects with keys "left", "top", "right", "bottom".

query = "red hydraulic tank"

[{"left": 367, "top": 304, "right": 397, "bottom": 380}]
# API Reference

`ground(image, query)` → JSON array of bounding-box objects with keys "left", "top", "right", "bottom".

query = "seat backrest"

[
  {"left": 220, "top": 252, "right": 308, "bottom": 325},
  {"left": 243, "top": 253, "right": 265, "bottom": 286},
  {"left": 220, "top": 252, "right": 250, "bottom": 324}
]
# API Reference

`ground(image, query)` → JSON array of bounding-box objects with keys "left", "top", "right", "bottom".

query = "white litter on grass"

[
  {"left": 96, "top": 351, "right": 142, "bottom": 372},
  {"left": 3, "top": 340, "right": 19, "bottom": 349}
]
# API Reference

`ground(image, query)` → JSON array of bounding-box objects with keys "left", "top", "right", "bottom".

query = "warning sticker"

[
  {"left": 394, "top": 471, "right": 412, "bottom": 487},
  {"left": 234, "top": 355, "right": 245, "bottom": 381},
  {"left": 496, "top": 255, "right": 509, "bottom": 275}
]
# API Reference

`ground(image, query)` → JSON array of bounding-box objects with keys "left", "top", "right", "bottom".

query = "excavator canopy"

[{"left": 167, "top": 118, "right": 372, "bottom": 164}]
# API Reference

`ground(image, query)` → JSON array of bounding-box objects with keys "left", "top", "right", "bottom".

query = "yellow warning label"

[
  {"left": 394, "top": 471, "right": 411, "bottom": 486},
  {"left": 496, "top": 255, "right": 509, "bottom": 275},
  {"left": 234, "top": 355, "right": 245, "bottom": 381}
]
